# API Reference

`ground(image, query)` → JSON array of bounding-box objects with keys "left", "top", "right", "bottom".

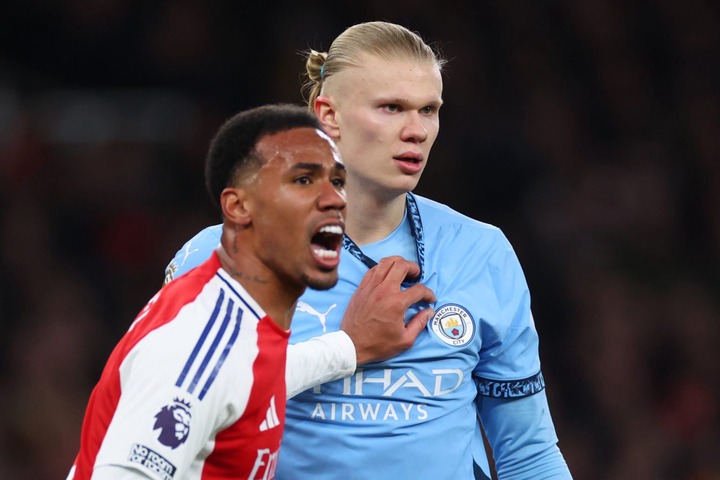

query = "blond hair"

[{"left": 301, "top": 21, "right": 446, "bottom": 110}]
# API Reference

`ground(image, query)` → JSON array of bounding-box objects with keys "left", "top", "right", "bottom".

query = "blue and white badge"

[{"left": 430, "top": 304, "right": 475, "bottom": 346}]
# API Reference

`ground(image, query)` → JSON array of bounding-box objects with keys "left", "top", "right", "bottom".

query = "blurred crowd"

[{"left": 1, "top": 1, "right": 718, "bottom": 479}]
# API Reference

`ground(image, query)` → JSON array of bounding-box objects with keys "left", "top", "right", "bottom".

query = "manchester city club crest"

[{"left": 430, "top": 304, "right": 475, "bottom": 346}]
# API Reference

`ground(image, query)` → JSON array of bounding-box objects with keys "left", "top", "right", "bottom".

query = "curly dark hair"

[{"left": 204, "top": 103, "right": 323, "bottom": 211}]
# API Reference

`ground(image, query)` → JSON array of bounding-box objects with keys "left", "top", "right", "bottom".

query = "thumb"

[{"left": 404, "top": 307, "right": 434, "bottom": 340}]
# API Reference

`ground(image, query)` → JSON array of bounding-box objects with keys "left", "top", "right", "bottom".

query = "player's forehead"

[
  {"left": 256, "top": 127, "right": 342, "bottom": 169},
  {"left": 335, "top": 54, "right": 443, "bottom": 104}
]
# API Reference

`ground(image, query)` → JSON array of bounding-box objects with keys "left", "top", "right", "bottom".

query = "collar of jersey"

[{"left": 342, "top": 192, "right": 425, "bottom": 286}]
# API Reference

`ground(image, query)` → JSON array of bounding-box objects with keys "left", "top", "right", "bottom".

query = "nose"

[
  {"left": 400, "top": 112, "right": 428, "bottom": 143},
  {"left": 317, "top": 181, "right": 347, "bottom": 212}
]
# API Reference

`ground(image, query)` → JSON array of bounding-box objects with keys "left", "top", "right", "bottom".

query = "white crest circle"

[{"left": 430, "top": 304, "right": 475, "bottom": 346}]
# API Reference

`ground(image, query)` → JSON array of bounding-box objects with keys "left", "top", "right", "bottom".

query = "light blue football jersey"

[{"left": 165, "top": 193, "right": 570, "bottom": 480}]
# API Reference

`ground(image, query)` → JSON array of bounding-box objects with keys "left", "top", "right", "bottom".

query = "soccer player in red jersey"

[{"left": 68, "top": 103, "right": 348, "bottom": 480}]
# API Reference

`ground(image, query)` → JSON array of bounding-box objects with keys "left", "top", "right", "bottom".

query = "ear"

[
  {"left": 220, "top": 187, "right": 252, "bottom": 227},
  {"left": 314, "top": 95, "right": 340, "bottom": 139}
]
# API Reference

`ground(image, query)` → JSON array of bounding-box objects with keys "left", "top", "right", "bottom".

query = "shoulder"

[
  {"left": 165, "top": 223, "right": 223, "bottom": 284},
  {"left": 413, "top": 195, "right": 524, "bottom": 283},
  {"left": 414, "top": 194, "right": 509, "bottom": 246},
  {"left": 415, "top": 195, "right": 500, "bottom": 231},
  {"left": 187, "top": 224, "right": 223, "bottom": 246}
]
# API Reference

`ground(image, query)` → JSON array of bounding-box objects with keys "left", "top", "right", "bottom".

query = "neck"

[
  {"left": 345, "top": 190, "right": 407, "bottom": 246},
  {"left": 215, "top": 244, "right": 299, "bottom": 330}
]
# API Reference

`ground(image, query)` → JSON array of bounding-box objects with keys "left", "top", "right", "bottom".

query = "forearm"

[
  {"left": 285, "top": 331, "right": 356, "bottom": 398},
  {"left": 479, "top": 389, "right": 572, "bottom": 479}
]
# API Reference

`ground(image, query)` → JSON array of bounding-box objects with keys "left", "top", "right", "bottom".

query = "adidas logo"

[{"left": 259, "top": 396, "right": 280, "bottom": 432}]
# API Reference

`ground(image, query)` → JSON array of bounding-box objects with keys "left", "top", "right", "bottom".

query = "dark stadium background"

[{"left": 1, "top": 1, "right": 718, "bottom": 478}]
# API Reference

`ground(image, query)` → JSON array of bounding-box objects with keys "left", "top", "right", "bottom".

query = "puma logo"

[
  {"left": 181, "top": 241, "right": 200, "bottom": 266},
  {"left": 296, "top": 302, "right": 337, "bottom": 332}
]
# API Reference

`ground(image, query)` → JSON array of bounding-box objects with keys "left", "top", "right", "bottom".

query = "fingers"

[
  {"left": 401, "top": 282, "right": 436, "bottom": 307},
  {"left": 382, "top": 256, "right": 421, "bottom": 283},
  {"left": 341, "top": 256, "right": 436, "bottom": 364},
  {"left": 357, "top": 257, "right": 432, "bottom": 309},
  {"left": 363, "top": 256, "right": 420, "bottom": 288},
  {"left": 355, "top": 257, "right": 395, "bottom": 290}
]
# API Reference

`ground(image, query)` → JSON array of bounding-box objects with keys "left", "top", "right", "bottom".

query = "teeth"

[
  {"left": 313, "top": 249, "right": 338, "bottom": 258},
  {"left": 319, "top": 225, "right": 343, "bottom": 235}
]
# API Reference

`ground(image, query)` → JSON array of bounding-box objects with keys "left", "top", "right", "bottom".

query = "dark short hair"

[{"left": 205, "top": 103, "right": 323, "bottom": 211}]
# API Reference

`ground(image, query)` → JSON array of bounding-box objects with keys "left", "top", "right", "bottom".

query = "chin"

[
  {"left": 304, "top": 273, "right": 339, "bottom": 291},
  {"left": 391, "top": 178, "right": 421, "bottom": 195}
]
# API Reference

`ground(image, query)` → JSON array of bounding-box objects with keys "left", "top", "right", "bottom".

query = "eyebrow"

[
  {"left": 379, "top": 96, "right": 444, "bottom": 108},
  {"left": 292, "top": 162, "right": 346, "bottom": 173}
]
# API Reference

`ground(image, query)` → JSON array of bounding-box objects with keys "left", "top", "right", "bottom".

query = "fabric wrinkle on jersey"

[
  {"left": 165, "top": 193, "right": 564, "bottom": 479},
  {"left": 71, "top": 253, "right": 289, "bottom": 480}
]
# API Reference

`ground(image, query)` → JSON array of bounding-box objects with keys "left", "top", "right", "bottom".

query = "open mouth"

[
  {"left": 311, "top": 224, "right": 344, "bottom": 259},
  {"left": 394, "top": 154, "right": 424, "bottom": 174},
  {"left": 397, "top": 156, "right": 421, "bottom": 163},
  {"left": 395, "top": 151, "right": 423, "bottom": 163}
]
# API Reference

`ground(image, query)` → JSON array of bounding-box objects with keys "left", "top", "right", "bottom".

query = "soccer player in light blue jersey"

[{"left": 165, "top": 21, "right": 572, "bottom": 480}]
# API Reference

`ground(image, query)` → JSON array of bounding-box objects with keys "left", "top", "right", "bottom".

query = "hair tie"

[{"left": 320, "top": 64, "right": 325, "bottom": 80}]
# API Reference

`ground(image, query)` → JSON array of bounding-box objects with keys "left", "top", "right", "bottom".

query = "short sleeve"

[{"left": 472, "top": 232, "right": 543, "bottom": 396}]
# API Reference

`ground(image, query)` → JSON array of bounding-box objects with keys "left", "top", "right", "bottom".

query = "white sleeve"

[
  {"left": 285, "top": 331, "right": 357, "bottom": 399},
  {"left": 91, "top": 465, "right": 152, "bottom": 479}
]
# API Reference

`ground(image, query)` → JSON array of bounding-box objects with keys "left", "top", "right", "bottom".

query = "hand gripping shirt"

[
  {"left": 69, "top": 252, "right": 289, "bottom": 480},
  {"left": 163, "top": 194, "right": 571, "bottom": 480}
]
